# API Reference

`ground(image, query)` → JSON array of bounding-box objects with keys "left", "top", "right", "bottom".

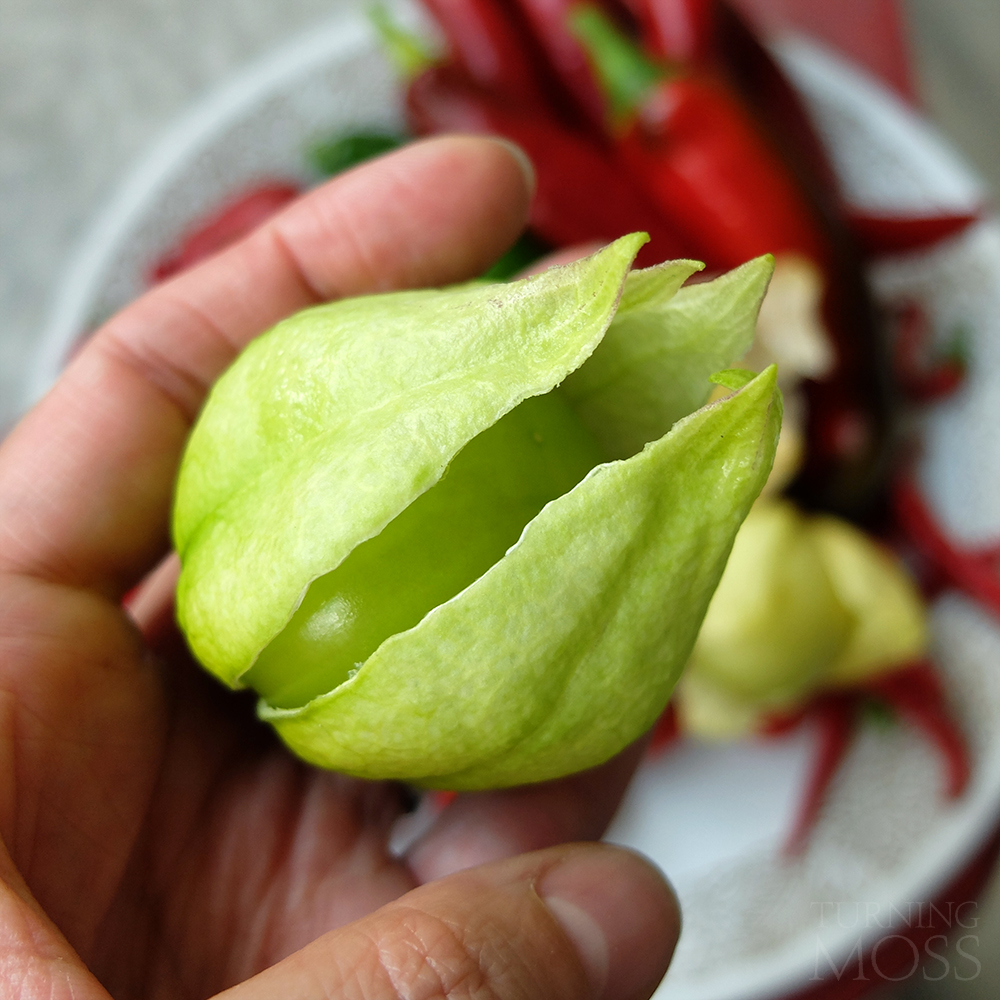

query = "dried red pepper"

[
  {"left": 892, "top": 302, "right": 966, "bottom": 403},
  {"left": 846, "top": 210, "right": 981, "bottom": 257},
  {"left": 647, "top": 701, "right": 681, "bottom": 756},
  {"left": 895, "top": 475, "right": 1000, "bottom": 618},
  {"left": 783, "top": 694, "right": 857, "bottom": 856},
  {"left": 149, "top": 181, "right": 300, "bottom": 284},
  {"left": 709, "top": 0, "right": 845, "bottom": 208},
  {"left": 643, "top": 0, "right": 894, "bottom": 520},
  {"left": 624, "top": 0, "right": 717, "bottom": 65},
  {"left": 406, "top": 63, "right": 691, "bottom": 264},
  {"left": 511, "top": 0, "right": 620, "bottom": 133},
  {"left": 864, "top": 661, "right": 971, "bottom": 800},
  {"left": 569, "top": 5, "right": 829, "bottom": 271},
  {"left": 574, "top": 6, "right": 894, "bottom": 522},
  {"left": 418, "top": 0, "right": 551, "bottom": 108},
  {"left": 774, "top": 657, "right": 971, "bottom": 855}
]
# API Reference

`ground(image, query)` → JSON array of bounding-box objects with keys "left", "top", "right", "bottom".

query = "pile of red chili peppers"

[{"left": 145, "top": 0, "right": 988, "bottom": 855}]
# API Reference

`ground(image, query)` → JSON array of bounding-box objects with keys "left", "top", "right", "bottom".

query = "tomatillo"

[{"left": 173, "top": 234, "right": 782, "bottom": 788}]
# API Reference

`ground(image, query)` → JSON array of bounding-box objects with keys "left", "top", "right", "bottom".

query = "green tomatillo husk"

[{"left": 173, "top": 233, "right": 781, "bottom": 788}]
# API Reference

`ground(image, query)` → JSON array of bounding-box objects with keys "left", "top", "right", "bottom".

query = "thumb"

[{"left": 215, "top": 843, "right": 679, "bottom": 1000}]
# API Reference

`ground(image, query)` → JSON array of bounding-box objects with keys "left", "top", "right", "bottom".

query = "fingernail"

[
  {"left": 540, "top": 845, "right": 680, "bottom": 1000},
  {"left": 490, "top": 138, "right": 537, "bottom": 197}
]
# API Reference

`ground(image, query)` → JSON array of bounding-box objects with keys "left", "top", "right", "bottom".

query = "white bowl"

[{"left": 33, "top": 7, "right": 1000, "bottom": 998}]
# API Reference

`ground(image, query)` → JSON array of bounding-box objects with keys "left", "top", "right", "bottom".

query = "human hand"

[{"left": 0, "top": 136, "right": 679, "bottom": 998}]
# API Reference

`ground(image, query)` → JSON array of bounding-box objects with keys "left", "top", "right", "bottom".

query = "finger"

[
  {"left": 123, "top": 551, "right": 181, "bottom": 643},
  {"left": 0, "top": 840, "right": 113, "bottom": 1000},
  {"left": 406, "top": 739, "right": 647, "bottom": 882},
  {"left": 214, "top": 843, "right": 679, "bottom": 1000},
  {"left": 521, "top": 241, "right": 604, "bottom": 275},
  {"left": 0, "top": 136, "right": 534, "bottom": 597}
]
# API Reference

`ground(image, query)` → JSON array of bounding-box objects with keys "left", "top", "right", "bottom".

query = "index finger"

[{"left": 0, "top": 137, "right": 534, "bottom": 596}]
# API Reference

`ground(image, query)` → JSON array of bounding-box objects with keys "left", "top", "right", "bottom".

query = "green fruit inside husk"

[
  {"left": 246, "top": 391, "right": 603, "bottom": 708},
  {"left": 173, "top": 235, "right": 782, "bottom": 788}
]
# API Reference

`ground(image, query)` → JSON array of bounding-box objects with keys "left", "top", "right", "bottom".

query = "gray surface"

[
  {"left": 1, "top": 0, "right": 998, "bottom": 432},
  {"left": 905, "top": 0, "right": 1000, "bottom": 200},
  {"left": 0, "top": 1, "right": 998, "bottom": 996},
  {"left": 0, "top": 0, "right": 354, "bottom": 433}
]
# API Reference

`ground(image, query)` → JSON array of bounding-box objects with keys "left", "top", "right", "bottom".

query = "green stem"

[
  {"left": 568, "top": 5, "right": 666, "bottom": 124},
  {"left": 368, "top": 3, "right": 436, "bottom": 78}
]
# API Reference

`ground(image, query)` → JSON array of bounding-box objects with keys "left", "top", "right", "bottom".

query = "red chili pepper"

[
  {"left": 845, "top": 210, "right": 981, "bottom": 257},
  {"left": 758, "top": 705, "right": 809, "bottom": 738},
  {"left": 892, "top": 302, "right": 966, "bottom": 403},
  {"left": 703, "top": 2, "right": 981, "bottom": 261},
  {"left": 894, "top": 476, "right": 1000, "bottom": 618},
  {"left": 788, "top": 287, "right": 893, "bottom": 522},
  {"left": 510, "top": 0, "right": 618, "bottom": 133},
  {"left": 149, "top": 182, "right": 301, "bottom": 284},
  {"left": 623, "top": 0, "right": 841, "bottom": 206},
  {"left": 864, "top": 661, "right": 971, "bottom": 799},
  {"left": 568, "top": 4, "right": 892, "bottom": 519},
  {"left": 659, "top": 0, "right": 894, "bottom": 519},
  {"left": 406, "top": 64, "right": 693, "bottom": 264},
  {"left": 569, "top": 5, "right": 829, "bottom": 271},
  {"left": 417, "top": 0, "right": 551, "bottom": 109},
  {"left": 625, "top": 0, "right": 717, "bottom": 65},
  {"left": 431, "top": 789, "right": 458, "bottom": 809},
  {"left": 769, "top": 658, "right": 971, "bottom": 855},
  {"left": 783, "top": 694, "right": 857, "bottom": 856},
  {"left": 647, "top": 700, "right": 681, "bottom": 756},
  {"left": 709, "top": 0, "right": 844, "bottom": 207}
]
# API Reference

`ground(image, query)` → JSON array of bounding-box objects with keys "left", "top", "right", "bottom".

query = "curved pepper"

[
  {"left": 406, "top": 64, "right": 692, "bottom": 265},
  {"left": 149, "top": 182, "right": 301, "bottom": 283},
  {"left": 625, "top": 0, "right": 717, "bottom": 65},
  {"left": 417, "top": 0, "right": 552, "bottom": 109},
  {"left": 511, "top": 0, "right": 618, "bottom": 132},
  {"left": 570, "top": 5, "right": 828, "bottom": 270}
]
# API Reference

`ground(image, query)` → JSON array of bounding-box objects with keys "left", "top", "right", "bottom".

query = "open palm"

[{"left": 0, "top": 138, "right": 677, "bottom": 999}]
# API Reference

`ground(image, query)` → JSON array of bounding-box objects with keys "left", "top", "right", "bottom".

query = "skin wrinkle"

[
  {"left": 374, "top": 909, "right": 486, "bottom": 1000},
  {"left": 375, "top": 895, "right": 568, "bottom": 1000},
  {"left": 0, "top": 872, "right": 106, "bottom": 1000},
  {"left": 158, "top": 739, "right": 267, "bottom": 927},
  {"left": 0, "top": 703, "right": 31, "bottom": 899},
  {"left": 96, "top": 313, "right": 231, "bottom": 427},
  {"left": 0, "top": 592, "right": 149, "bottom": 868},
  {"left": 0, "top": 482, "right": 82, "bottom": 590},
  {"left": 251, "top": 775, "right": 411, "bottom": 965},
  {"left": 422, "top": 916, "right": 503, "bottom": 1000},
  {"left": 87, "top": 662, "right": 239, "bottom": 992},
  {"left": 394, "top": 897, "right": 548, "bottom": 1000},
  {"left": 237, "top": 768, "right": 322, "bottom": 976},
  {"left": 258, "top": 224, "right": 330, "bottom": 309},
  {"left": 98, "top": 800, "right": 202, "bottom": 997},
  {"left": 138, "top": 728, "right": 390, "bottom": 987},
  {"left": 158, "top": 222, "right": 328, "bottom": 363},
  {"left": 12, "top": 710, "right": 157, "bottom": 955},
  {"left": 275, "top": 190, "right": 383, "bottom": 303},
  {"left": 208, "top": 774, "right": 370, "bottom": 986},
  {"left": 0, "top": 695, "right": 19, "bottom": 866}
]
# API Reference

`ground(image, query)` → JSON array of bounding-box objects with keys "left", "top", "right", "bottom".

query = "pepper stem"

[
  {"left": 368, "top": 4, "right": 436, "bottom": 79},
  {"left": 568, "top": 5, "right": 665, "bottom": 124}
]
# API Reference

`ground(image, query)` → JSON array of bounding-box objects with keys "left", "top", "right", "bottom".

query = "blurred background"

[
  {"left": 1, "top": 0, "right": 997, "bottom": 438},
  {"left": 0, "top": 0, "right": 998, "bottom": 996}
]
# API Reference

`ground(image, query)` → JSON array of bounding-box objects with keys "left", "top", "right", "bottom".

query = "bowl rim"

[{"left": 30, "top": 15, "right": 1000, "bottom": 999}]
